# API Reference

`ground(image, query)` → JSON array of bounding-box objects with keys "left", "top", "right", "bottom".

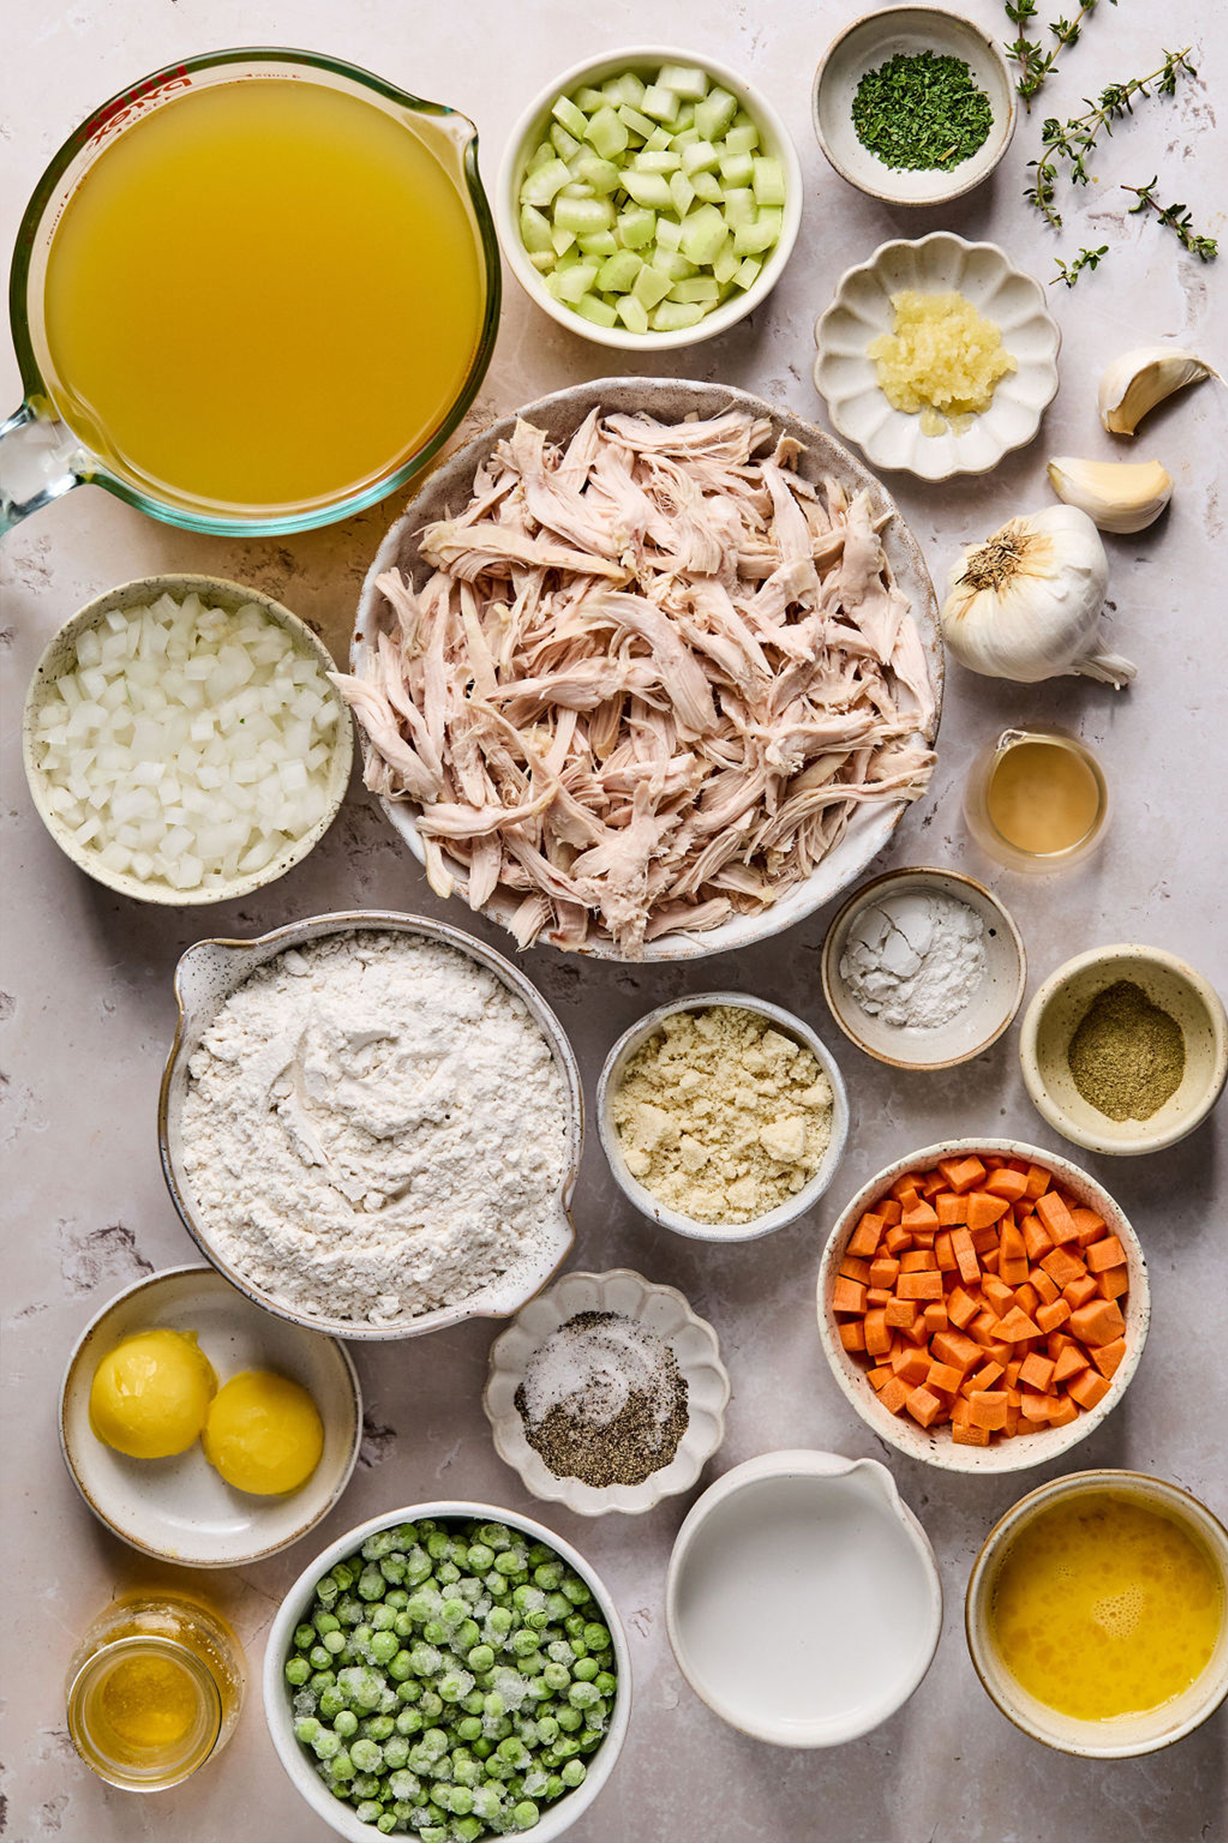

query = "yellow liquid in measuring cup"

[
  {"left": 43, "top": 78, "right": 485, "bottom": 513},
  {"left": 986, "top": 737, "right": 1101, "bottom": 857},
  {"left": 989, "top": 1491, "right": 1224, "bottom": 1721}
]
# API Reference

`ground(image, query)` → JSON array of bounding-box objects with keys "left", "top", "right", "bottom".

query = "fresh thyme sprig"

[
  {"left": 1005, "top": 0, "right": 1116, "bottom": 108},
  {"left": 1051, "top": 244, "right": 1110, "bottom": 286},
  {"left": 1123, "top": 177, "right": 1219, "bottom": 260},
  {"left": 1024, "top": 46, "right": 1198, "bottom": 229}
]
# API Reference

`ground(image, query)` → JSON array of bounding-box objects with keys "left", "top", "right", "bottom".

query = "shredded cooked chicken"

[{"left": 334, "top": 408, "right": 936, "bottom": 955}]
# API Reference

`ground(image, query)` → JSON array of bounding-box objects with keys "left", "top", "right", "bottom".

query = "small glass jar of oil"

[
  {"left": 964, "top": 728, "right": 1108, "bottom": 872},
  {"left": 66, "top": 1594, "right": 244, "bottom": 1790}
]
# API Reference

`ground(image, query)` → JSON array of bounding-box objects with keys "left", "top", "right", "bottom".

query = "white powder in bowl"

[{"left": 180, "top": 930, "right": 569, "bottom": 1326}]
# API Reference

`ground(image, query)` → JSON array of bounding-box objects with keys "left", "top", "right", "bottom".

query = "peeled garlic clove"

[
  {"left": 1098, "top": 347, "right": 1218, "bottom": 436},
  {"left": 1047, "top": 457, "right": 1173, "bottom": 534}
]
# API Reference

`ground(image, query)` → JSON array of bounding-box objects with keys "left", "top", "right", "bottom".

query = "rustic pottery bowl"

[
  {"left": 597, "top": 993, "right": 850, "bottom": 1243},
  {"left": 813, "top": 5, "right": 1017, "bottom": 207},
  {"left": 264, "top": 1500, "right": 631, "bottom": 1841},
  {"left": 816, "top": 1138, "right": 1149, "bottom": 1473},
  {"left": 821, "top": 865, "right": 1026, "bottom": 1070},
  {"left": 59, "top": 1266, "right": 361, "bottom": 1567},
  {"left": 22, "top": 573, "right": 353, "bottom": 904},
  {"left": 159, "top": 911, "right": 583, "bottom": 1341},
  {"left": 497, "top": 47, "right": 802, "bottom": 351},
  {"left": 483, "top": 1267, "right": 730, "bottom": 1515},
  {"left": 1020, "top": 944, "right": 1228, "bottom": 1156},
  {"left": 966, "top": 1469, "right": 1228, "bottom": 1756},
  {"left": 813, "top": 233, "right": 1060, "bottom": 480},
  {"left": 354, "top": 377, "right": 943, "bottom": 961}
]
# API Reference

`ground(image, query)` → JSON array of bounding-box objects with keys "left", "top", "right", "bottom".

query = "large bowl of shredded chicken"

[{"left": 341, "top": 379, "right": 942, "bottom": 960}]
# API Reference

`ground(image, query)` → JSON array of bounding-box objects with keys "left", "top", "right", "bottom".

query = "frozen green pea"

[
  {"left": 467, "top": 1644, "right": 495, "bottom": 1674},
  {"left": 453, "top": 1619, "right": 480, "bottom": 1652},
  {"left": 583, "top": 1621, "right": 611, "bottom": 1651},
  {"left": 461, "top": 1689, "right": 485, "bottom": 1715},
  {"left": 307, "top": 1643, "right": 330, "bottom": 1670},
  {"left": 595, "top": 1669, "right": 617, "bottom": 1697},
  {"left": 350, "top": 1738, "right": 383, "bottom": 1772},
  {"left": 378, "top": 1554, "right": 406, "bottom": 1585},
  {"left": 487, "top": 1606, "right": 514, "bottom": 1635},
  {"left": 370, "top": 1605, "right": 396, "bottom": 1632},
  {"left": 369, "top": 1631, "right": 398, "bottom": 1666},
  {"left": 561, "top": 1757, "right": 587, "bottom": 1788},
  {"left": 387, "top": 1648, "right": 413, "bottom": 1682},
  {"left": 358, "top": 1566, "right": 386, "bottom": 1601},
  {"left": 512, "top": 1801, "right": 540, "bottom": 1831},
  {"left": 495, "top": 1550, "right": 527, "bottom": 1578},
  {"left": 533, "top": 1561, "right": 563, "bottom": 1591},
  {"left": 284, "top": 1656, "right": 310, "bottom": 1687},
  {"left": 573, "top": 1656, "right": 598, "bottom": 1682},
  {"left": 311, "top": 1728, "right": 342, "bottom": 1761},
  {"left": 510, "top": 1628, "right": 539, "bottom": 1658},
  {"left": 315, "top": 1575, "right": 340, "bottom": 1607},
  {"left": 337, "top": 1597, "right": 364, "bottom": 1627},
  {"left": 334, "top": 1709, "right": 359, "bottom": 1738},
  {"left": 454, "top": 1820, "right": 483, "bottom": 1844},
  {"left": 466, "top": 1543, "right": 495, "bottom": 1572},
  {"left": 361, "top": 1530, "right": 399, "bottom": 1560},
  {"left": 396, "top": 1678, "right": 421, "bottom": 1705},
  {"left": 422, "top": 1619, "right": 448, "bottom": 1646},
  {"left": 537, "top": 1715, "right": 560, "bottom": 1744},
  {"left": 409, "top": 1642, "right": 441, "bottom": 1677},
  {"left": 328, "top": 1749, "right": 355, "bottom": 1781},
  {"left": 294, "top": 1716, "right": 320, "bottom": 1744},
  {"left": 308, "top": 1670, "right": 335, "bottom": 1694},
  {"left": 498, "top": 1737, "right": 527, "bottom": 1766},
  {"left": 376, "top": 1814, "right": 396, "bottom": 1835},
  {"left": 418, "top": 1691, "right": 443, "bottom": 1721},
  {"left": 563, "top": 1576, "right": 592, "bottom": 1606},
  {"left": 322, "top": 1630, "right": 346, "bottom": 1656},
  {"left": 318, "top": 1688, "right": 345, "bottom": 1720},
  {"left": 393, "top": 1612, "right": 415, "bottom": 1641},
  {"left": 313, "top": 1610, "right": 340, "bottom": 1636},
  {"left": 554, "top": 1735, "right": 581, "bottom": 1761},
  {"left": 354, "top": 1800, "right": 382, "bottom": 1824},
  {"left": 395, "top": 1708, "right": 423, "bottom": 1736},
  {"left": 472, "top": 1738, "right": 494, "bottom": 1760},
  {"left": 557, "top": 1705, "right": 583, "bottom": 1732},
  {"left": 456, "top": 1715, "right": 483, "bottom": 1742},
  {"left": 543, "top": 1661, "right": 570, "bottom": 1692},
  {"left": 363, "top": 1714, "right": 395, "bottom": 1741},
  {"left": 350, "top": 1771, "right": 379, "bottom": 1797}
]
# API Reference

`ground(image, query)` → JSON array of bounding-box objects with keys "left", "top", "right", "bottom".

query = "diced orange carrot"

[
  {"left": 1035, "top": 1190, "right": 1079, "bottom": 1245},
  {"left": 1030, "top": 1266, "right": 1060, "bottom": 1305},
  {"left": 879, "top": 1198, "right": 903, "bottom": 1226},
  {"left": 883, "top": 1225, "right": 911, "bottom": 1256},
  {"left": 983, "top": 1275, "right": 1015, "bottom": 1315},
  {"left": 1004, "top": 1357, "right": 1023, "bottom": 1388},
  {"left": 1021, "top": 1215, "right": 1054, "bottom": 1263},
  {"left": 985, "top": 1340, "right": 1014, "bottom": 1368},
  {"left": 969, "top": 1310, "right": 1003, "bottom": 1347},
  {"left": 1085, "top": 1235, "right": 1126, "bottom": 1273},
  {"left": 996, "top": 1306, "right": 1041, "bottom": 1343},
  {"left": 839, "top": 1320, "right": 866, "bottom": 1352},
  {"left": 1096, "top": 1266, "right": 1129, "bottom": 1300},
  {"left": 847, "top": 1214, "right": 883, "bottom": 1258},
  {"left": 1040, "top": 1245, "right": 1087, "bottom": 1289},
  {"left": 937, "top": 1156, "right": 988, "bottom": 1194},
  {"left": 964, "top": 1361, "right": 1004, "bottom": 1394},
  {"left": 868, "top": 1363, "right": 894, "bottom": 1390},
  {"left": 864, "top": 1308, "right": 891, "bottom": 1356},
  {"left": 1070, "top": 1205, "right": 1107, "bottom": 1243},
  {"left": 1051, "top": 1342, "right": 1088, "bottom": 1385},
  {"left": 1035, "top": 1299, "right": 1071, "bottom": 1335},
  {"left": 885, "top": 1298, "right": 917, "bottom": 1330},
  {"left": 1020, "top": 1391, "right": 1052, "bottom": 1422},
  {"left": 980, "top": 1248, "right": 1001, "bottom": 1274},
  {"left": 904, "top": 1315, "right": 930, "bottom": 1346},
  {"left": 890, "top": 1172, "right": 925, "bottom": 1203},
  {"left": 901, "top": 1199, "right": 940, "bottom": 1234},
  {"left": 1012, "top": 1282, "right": 1040, "bottom": 1317},
  {"left": 969, "top": 1390, "right": 1009, "bottom": 1431},
  {"left": 895, "top": 1348, "right": 932, "bottom": 1386},
  {"left": 832, "top": 1276, "right": 867, "bottom": 1314},
  {"left": 934, "top": 1230, "right": 956, "bottom": 1272},
  {"left": 985, "top": 1167, "right": 1029, "bottom": 1203},
  {"left": 1069, "top": 1298, "right": 1126, "bottom": 1347},
  {"left": 971, "top": 1224, "right": 1001, "bottom": 1254},
  {"left": 922, "top": 1302, "right": 949, "bottom": 1336},
  {"left": 900, "top": 1248, "right": 938, "bottom": 1272},
  {"left": 838, "top": 1255, "right": 873, "bottom": 1286},
  {"left": 905, "top": 1385, "right": 944, "bottom": 1429},
  {"left": 951, "top": 1227, "right": 980, "bottom": 1284},
  {"left": 1048, "top": 1396, "right": 1079, "bottom": 1427},
  {"left": 1023, "top": 1162, "right": 1051, "bottom": 1201},
  {"left": 931, "top": 1329, "right": 979, "bottom": 1370},
  {"left": 927, "top": 1360, "right": 963, "bottom": 1394},
  {"left": 1019, "top": 1352, "right": 1056, "bottom": 1392},
  {"left": 1092, "top": 1337, "right": 1127, "bottom": 1379},
  {"left": 869, "top": 1256, "right": 901, "bottom": 1289},
  {"left": 947, "top": 1286, "right": 980, "bottom": 1329},
  {"left": 866, "top": 1287, "right": 892, "bottom": 1306},
  {"left": 1063, "top": 1274, "right": 1099, "bottom": 1309},
  {"left": 1066, "top": 1369, "right": 1111, "bottom": 1411},
  {"left": 953, "top": 1419, "right": 991, "bottom": 1447},
  {"left": 967, "top": 1192, "right": 1010, "bottom": 1231},
  {"left": 898, "top": 1270, "right": 944, "bottom": 1301},
  {"left": 935, "top": 1192, "right": 968, "bottom": 1226},
  {"left": 879, "top": 1376, "right": 911, "bottom": 1416}
]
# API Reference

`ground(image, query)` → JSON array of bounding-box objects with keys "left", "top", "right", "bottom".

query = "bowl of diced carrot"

[{"left": 816, "top": 1140, "right": 1149, "bottom": 1472}]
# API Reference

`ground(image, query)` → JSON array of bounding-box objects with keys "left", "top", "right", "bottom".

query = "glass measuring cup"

[
  {"left": 2, "top": 49, "right": 500, "bottom": 537},
  {"left": 964, "top": 726, "right": 1109, "bottom": 872}
]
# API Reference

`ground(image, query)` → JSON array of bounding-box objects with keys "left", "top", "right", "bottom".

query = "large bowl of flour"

[{"left": 159, "top": 911, "right": 582, "bottom": 1339}]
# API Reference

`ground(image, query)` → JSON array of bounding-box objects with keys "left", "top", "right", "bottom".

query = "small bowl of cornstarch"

[
  {"left": 484, "top": 1270, "right": 730, "bottom": 1515},
  {"left": 822, "top": 867, "right": 1026, "bottom": 1070}
]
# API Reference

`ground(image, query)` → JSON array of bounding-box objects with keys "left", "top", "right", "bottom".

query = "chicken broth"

[
  {"left": 986, "top": 735, "right": 1103, "bottom": 857},
  {"left": 42, "top": 78, "right": 485, "bottom": 514}
]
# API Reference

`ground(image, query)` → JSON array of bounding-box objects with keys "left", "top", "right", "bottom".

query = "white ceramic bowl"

[
  {"left": 264, "top": 1501, "right": 631, "bottom": 1841},
  {"left": 813, "top": 233, "right": 1061, "bottom": 480},
  {"left": 1020, "top": 944, "right": 1228, "bottom": 1156},
  {"left": 354, "top": 376, "right": 942, "bottom": 962},
  {"left": 22, "top": 574, "right": 353, "bottom": 905},
  {"left": 813, "top": 5, "right": 1016, "bottom": 207},
  {"left": 159, "top": 911, "right": 583, "bottom": 1340},
  {"left": 816, "top": 1138, "right": 1149, "bottom": 1473},
  {"left": 666, "top": 1450, "right": 942, "bottom": 1746},
  {"left": 966, "top": 1469, "right": 1228, "bottom": 1756},
  {"left": 496, "top": 47, "right": 802, "bottom": 351},
  {"left": 59, "top": 1266, "right": 361, "bottom": 1566},
  {"left": 597, "top": 993, "right": 850, "bottom": 1243},
  {"left": 483, "top": 1267, "right": 730, "bottom": 1515},
  {"left": 821, "top": 866, "right": 1026, "bottom": 1069}
]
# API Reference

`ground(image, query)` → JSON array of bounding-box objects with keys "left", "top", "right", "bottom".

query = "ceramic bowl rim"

[
  {"left": 495, "top": 44, "right": 803, "bottom": 352},
  {"left": 596, "top": 992, "right": 850, "bottom": 1242},
  {"left": 482, "top": 1265, "right": 732, "bottom": 1515},
  {"left": 964, "top": 1467, "right": 1228, "bottom": 1756},
  {"left": 21, "top": 572, "right": 354, "bottom": 906},
  {"left": 1019, "top": 942, "right": 1228, "bottom": 1155},
  {"left": 815, "top": 1137, "right": 1149, "bottom": 1473},
  {"left": 811, "top": 3, "right": 1018, "bottom": 207},
  {"left": 820, "top": 864, "right": 1027, "bottom": 1069},
  {"left": 262, "top": 1498, "right": 632, "bottom": 1841},
  {"left": 57, "top": 1263, "right": 363, "bottom": 1566}
]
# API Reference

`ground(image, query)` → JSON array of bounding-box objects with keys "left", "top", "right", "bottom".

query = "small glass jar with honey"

[
  {"left": 66, "top": 1593, "right": 244, "bottom": 1791},
  {"left": 964, "top": 727, "right": 1109, "bottom": 873}
]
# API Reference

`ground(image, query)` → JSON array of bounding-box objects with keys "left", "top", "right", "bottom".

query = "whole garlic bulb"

[{"left": 942, "top": 505, "right": 1136, "bottom": 688}]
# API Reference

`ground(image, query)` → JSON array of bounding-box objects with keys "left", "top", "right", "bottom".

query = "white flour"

[
  {"left": 181, "top": 931, "right": 569, "bottom": 1325},
  {"left": 839, "top": 891, "right": 986, "bottom": 1029}
]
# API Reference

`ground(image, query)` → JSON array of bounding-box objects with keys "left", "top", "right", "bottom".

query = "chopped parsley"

[{"left": 852, "top": 50, "right": 994, "bottom": 172}]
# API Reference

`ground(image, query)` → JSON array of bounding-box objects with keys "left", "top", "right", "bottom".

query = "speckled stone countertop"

[{"left": 2, "top": 1, "right": 1226, "bottom": 1839}]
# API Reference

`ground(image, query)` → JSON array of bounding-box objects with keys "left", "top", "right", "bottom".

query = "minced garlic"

[
  {"left": 611, "top": 1005, "right": 833, "bottom": 1225},
  {"left": 868, "top": 289, "right": 1016, "bottom": 436}
]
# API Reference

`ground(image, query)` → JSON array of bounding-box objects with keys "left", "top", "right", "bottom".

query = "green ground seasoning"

[
  {"left": 1067, "top": 979, "right": 1186, "bottom": 1123},
  {"left": 851, "top": 51, "right": 994, "bottom": 172}
]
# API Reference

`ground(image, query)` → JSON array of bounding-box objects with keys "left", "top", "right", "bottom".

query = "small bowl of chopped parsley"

[{"left": 813, "top": 5, "right": 1016, "bottom": 206}]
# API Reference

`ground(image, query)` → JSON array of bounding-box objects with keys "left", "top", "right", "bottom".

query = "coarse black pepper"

[{"left": 515, "top": 1310, "right": 689, "bottom": 1488}]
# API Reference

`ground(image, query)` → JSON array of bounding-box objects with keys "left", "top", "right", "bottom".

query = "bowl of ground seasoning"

[
  {"left": 813, "top": 6, "right": 1016, "bottom": 207},
  {"left": 484, "top": 1270, "right": 730, "bottom": 1516},
  {"left": 1021, "top": 946, "right": 1228, "bottom": 1156}
]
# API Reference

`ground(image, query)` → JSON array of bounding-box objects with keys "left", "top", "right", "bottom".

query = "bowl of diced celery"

[
  {"left": 264, "top": 1502, "right": 630, "bottom": 1841},
  {"left": 496, "top": 49, "right": 802, "bottom": 347}
]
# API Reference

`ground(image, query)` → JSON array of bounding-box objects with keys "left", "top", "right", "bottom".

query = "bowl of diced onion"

[
  {"left": 496, "top": 48, "right": 802, "bottom": 348},
  {"left": 22, "top": 575, "right": 353, "bottom": 906}
]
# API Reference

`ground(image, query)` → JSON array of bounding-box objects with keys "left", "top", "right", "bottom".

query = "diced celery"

[
  {"left": 658, "top": 64, "right": 709, "bottom": 99},
  {"left": 602, "top": 71, "right": 646, "bottom": 108},
  {"left": 733, "top": 256, "right": 763, "bottom": 290},
  {"left": 617, "top": 207, "right": 657, "bottom": 249},
  {"left": 756, "top": 206, "right": 783, "bottom": 236},
  {"left": 597, "top": 250, "right": 643, "bottom": 292},
  {"left": 633, "top": 149, "right": 681, "bottom": 174},
  {"left": 712, "top": 241, "right": 740, "bottom": 285},
  {"left": 578, "top": 229, "right": 618, "bottom": 255},
  {"left": 691, "top": 171, "right": 723, "bottom": 203},
  {"left": 640, "top": 82, "right": 679, "bottom": 124},
  {"left": 520, "top": 157, "right": 572, "bottom": 207},
  {"left": 525, "top": 141, "right": 556, "bottom": 175},
  {"left": 732, "top": 108, "right": 757, "bottom": 130},
  {"left": 695, "top": 87, "right": 738, "bottom": 142},
  {"left": 550, "top": 225, "right": 577, "bottom": 256},
  {"left": 654, "top": 214, "right": 683, "bottom": 252},
  {"left": 651, "top": 249, "right": 697, "bottom": 281},
  {"left": 571, "top": 153, "right": 621, "bottom": 194},
  {"left": 644, "top": 125, "right": 673, "bottom": 150},
  {"left": 650, "top": 299, "right": 706, "bottom": 331},
  {"left": 669, "top": 275, "right": 720, "bottom": 303},
  {"left": 584, "top": 105, "right": 629, "bottom": 160},
  {"left": 671, "top": 125, "right": 700, "bottom": 150},
  {"left": 722, "top": 187, "right": 756, "bottom": 227},
  {"left": 560, "top": 181, "right": 595, "bottom": 199},
  {"left": 551, "top": 94, "right": 589, "bottom": 139},
  {"left": 681, "top": 138, "right": 719, "bottom": 175},
  {"left": 679, "top": 202, "right": 727, "bottom": 265},
  {"left": 554, "top": 246, "right": 581, "bottom": 269},
  {"left": 575, "top": 292, "right": 618, "bottom": 327},
  {"left": 551, "top": 123, "right": 582, "bottom": 161},
  {"left": 553, "top": 194, "right": 615, "bottom": 236},
  {"left": 632, "top": 263, "right": 673, "bottom": 309},
  {"left": 724, "top": 122, "right": 760, "bottom": 156},
  {"left": 615, "top": 294, "right": 650, "bottom": 335},
  {"left": 673, "top": 102, "right": 697, "bottom": 131},
  {"left": 554, "top": 262, "right": 600, "bottom": 304},
  {"left": 718, "top": 149, "right": 754, "bottom": 188},
  {"left": 575, "top": 86, "right": 605, "bottom": 112},
  {"left": 751, "top": 157, "right": 786, "bottom": 207},
  {"left": 668, "top": 171, "right": 696, "bottom": 217},
  {"left": 732, "top": 216, "right": 779, "bottom": 256},
  {"left": 528, "top": 250, "right": 555, "bottom": 273},
  {"left": 618, "top": 104, "right": 658, "bottom": 141},
  {"left": 519, "top": 204, "right": 554, "bottom": 253},
  {"left": 621, "top": 170, "right": 673, "bottom": 209}
]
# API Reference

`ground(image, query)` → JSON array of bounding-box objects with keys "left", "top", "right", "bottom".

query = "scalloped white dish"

[
  {"left": 483, "top": 1268, "right": 730, "bottom": 1515},
  {"left": 814, "top": 233, "right": 1060, "bottom": 481}
]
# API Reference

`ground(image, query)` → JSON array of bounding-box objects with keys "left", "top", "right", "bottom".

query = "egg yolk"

[
  {"left": 202, "top": 1370, "right": 324, "bottom": 1495},
  {"left": 89, "top": 1329, "right": 218, "bottom": 1459}
]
